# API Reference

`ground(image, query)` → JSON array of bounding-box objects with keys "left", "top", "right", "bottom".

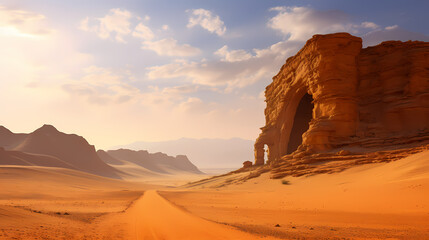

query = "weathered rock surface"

[{"left": 254, "top": 33, "right": 429, "bottom": 176}]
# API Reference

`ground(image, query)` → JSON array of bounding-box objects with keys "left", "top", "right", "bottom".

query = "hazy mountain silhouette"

[
  {"left": 0, "top": 126, "right": 27, "bottom": 149},
  {"left": 114, "top": 138, "right": 254, "bottom": 168},
  {"left": 0, "top": 125, "right": 122, "bottom": 179},
  {"left": 0, "top": 147, "right": 76, "bottom": 169},
  {"left": 101, "top": 149, "right": 202, "bottom": 174}
]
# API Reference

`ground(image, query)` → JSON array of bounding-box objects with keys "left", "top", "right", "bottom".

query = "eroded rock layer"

[{"left": 255, "top": 33, "right": 429, "bottom": 171}]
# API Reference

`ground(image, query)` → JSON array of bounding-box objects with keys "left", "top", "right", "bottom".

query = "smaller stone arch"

[{"left": 254, "top": 127, "right": 276, "bottom": 166}]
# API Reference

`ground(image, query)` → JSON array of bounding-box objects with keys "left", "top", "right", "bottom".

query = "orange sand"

[
  {"left": 162, "top": 150, "right": 429, "bottom": 239},
  {"left": 1, "top": 150, "right": 429, "bottom": 239}
]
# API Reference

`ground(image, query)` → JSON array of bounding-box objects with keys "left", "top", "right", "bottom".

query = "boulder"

[{"left": 242, "top": 161, "right": 253, "bottom": 168}]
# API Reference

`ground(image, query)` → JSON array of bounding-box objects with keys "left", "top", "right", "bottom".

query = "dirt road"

[{"left": 95, "top": 190, "right": 278, "bottom": 240}]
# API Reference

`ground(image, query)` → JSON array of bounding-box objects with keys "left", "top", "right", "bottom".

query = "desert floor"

[{"left": 1, "top": 151, "right": 429, "bottom": 239}]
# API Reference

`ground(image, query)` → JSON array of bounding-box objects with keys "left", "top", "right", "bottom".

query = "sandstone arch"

[{"left": 255, "top": 33, "right": 429, "bottom": 166}]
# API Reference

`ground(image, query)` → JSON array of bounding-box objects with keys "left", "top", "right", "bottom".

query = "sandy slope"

[
  {"left": 0, "top": 166, "right": 151, "bottom": 220},
  {"left": 0, "top": 166, "right": 270, "bottom": 239},
  {"left": 161, "top": 150, "right": 429, "bottom": 239},
  {"left": 0, "top": 165, "right": 151, "bottom": 239},
  {"left": 1, "top": 150, "right": 428, "bottom": 239}
]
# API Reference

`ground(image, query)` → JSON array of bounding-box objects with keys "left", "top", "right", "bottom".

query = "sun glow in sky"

[{"left": 1, "top": 0, "right": 428, "bottom": 149}]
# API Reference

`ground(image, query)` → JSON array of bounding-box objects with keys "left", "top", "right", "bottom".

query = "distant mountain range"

[
  {"left": 98, "top": 149, "right": 202, "bottom": 175},
  {"left": 0, "top": 125, "right": 202, "bottom": 179},
  {"left": 113, "top": 138, "right": 255, "bottom": 169}
]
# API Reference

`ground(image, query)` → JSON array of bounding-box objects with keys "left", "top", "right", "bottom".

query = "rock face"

[{"left": 255, "top": 33, "right": 429, "bottom": 167}]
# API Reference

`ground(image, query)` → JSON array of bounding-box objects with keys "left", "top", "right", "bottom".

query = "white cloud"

[
  {"left": 361, "top": 21, "right": 379, "bottom": 29},
  {"left": 62, "top": 66, "right": 139, "bottom": 105},
  {"left": 385, "top": 25, "right": 398, "bottom": 30},
  {"left": 142, "top": 38, "right": 201, "bottom": 57},
  {"left": 132, "top": 22, "right": 154, "bottom": 40},
  {"left": 147, "top": 40, "right": 302, "bottom": 89},
  {"left": 268, "top": 6, "right": 379, "bottom": 41},
  {"left": 187, "top": 9, "right": 226, "bottom": 36},
  {"left": 0, "top": 5, "right": 51, "bottom": 38},
  {"left": 162, "top": 25, "right": 169, "bottom": 31},
  {"left": 215, "top": 45, "right": 252, "bottom": 62},
  {"left": 178, "top": 97, "right": 209, "bottom": 114},
  {"left": 162, "top": 85, "right": 200, "bottom": 95},
  {"left": 269, "top": 6, "right": 287, "bottom": 12},
  {"left": 79, "top": 8, "right": 201, "bottom": 57},
  {"left": 79, "top": 8, "right": 132, "bottom": 43}
]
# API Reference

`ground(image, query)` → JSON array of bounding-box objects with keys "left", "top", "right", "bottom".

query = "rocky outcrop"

[
  {"left": 255, "top": 33, "right": 429, "bottom": 173},
  {"left": 242, "top": 161, "right": 253, "bottom": 168}
]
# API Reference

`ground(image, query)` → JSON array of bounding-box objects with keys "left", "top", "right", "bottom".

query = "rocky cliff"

[{"left": 254, "top": 33, "right": 429, "bottom": 177}]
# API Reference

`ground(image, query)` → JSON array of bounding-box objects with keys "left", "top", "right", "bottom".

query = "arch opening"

[
  {"left": 287, "top": 93, "right": 314, "bottom": 154},
  {"left": 263, "top": 144, "right": 268, "bottom": 163}
]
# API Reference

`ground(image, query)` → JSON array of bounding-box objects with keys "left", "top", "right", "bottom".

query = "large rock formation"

[{"left": 255, "top": 33, "right": 429, "bottom": 170}]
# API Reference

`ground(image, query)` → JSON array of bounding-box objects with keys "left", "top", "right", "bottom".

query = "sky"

[{"left": 0, "top": 0, "right": 428, "bottom": 149}]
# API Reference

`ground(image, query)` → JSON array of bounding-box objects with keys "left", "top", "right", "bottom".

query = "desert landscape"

[
  {"left": 1, "top": 132, "right": 428, "bottom": 239},
  {"left": 1, "top": 1, "right": 429, "bottom": 239}
]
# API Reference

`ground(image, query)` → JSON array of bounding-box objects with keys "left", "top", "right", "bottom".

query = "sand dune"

[
  {"left": 0, "top": 166, "right": 273, "bottom": 239},
  {"left": 162, "top": 150, "right": 429, "bottom": 239},
  {"left": 0, "top": 150, "right": 428, "bottom": 239},
  {"left": 0, "top": 165, "right": 152, "bottom": 239},
  {"left": 0, "top": 165, "right": 148, "bottom": 200}
]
